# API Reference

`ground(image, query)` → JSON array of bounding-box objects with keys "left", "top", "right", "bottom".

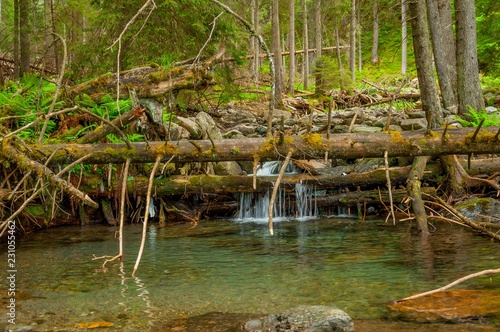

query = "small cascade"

[{"left": 237, "top": 161, "right": 318, "bottom": 222}]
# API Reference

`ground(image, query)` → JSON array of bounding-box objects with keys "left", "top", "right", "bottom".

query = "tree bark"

[
  {"left": 288, "top": 0, "right": 296, "bottom": 96},
  {"left": 19, "top": 0, "right": 30, "bottom": 76},
  {"left": 43, "top": 158, "right": 500, "bottom": 197},
  {"left": 70, "top": 50, "right": 225, "bottom": 100},
  {"left": 13, "top": 0, "right": 19, "bottom": 78},
  {"left": 31, "top": 127, "right": 500, "bottom": 165},
  {"left": 271, "top": 0, "right": 284, "bottom": 108},
  {"left": 401, "top": 0, "right": 408, "bottom": 75},
  {"left": 314, "top": 0, "right": 322, "bottom": 59},
  {"left": 455, "top": 0, "right": 485, "bottom": 115},
  {"left": 408, "top": 0, "right": 443, "bottom": 129},
  {"left": 302, "top": 0, "right": 309, "bottom": 90},
  {"left": 251, "top": 0, "right": 260, "bottom": 85},
  {"left": 426, "top": 0, "right": 458, "bottom": 111},
  {"left": 371, "top": 0, "right": 379, "bottom": 64},
  {"left": 437, "top": 0, "right": 458, "bottom": 108},
  {"left": 350, "top": 0, "right": 356, "bottom": 81}
]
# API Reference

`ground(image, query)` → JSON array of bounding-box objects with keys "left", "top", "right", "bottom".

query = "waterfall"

[{"left": 236, "top": 161, "right": 318, "bottom": 222}]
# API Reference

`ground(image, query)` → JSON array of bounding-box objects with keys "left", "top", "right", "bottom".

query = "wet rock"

[
  {"left": 388, "top": 290, "right": 500, "bottom": 322},
  {"left": 485, "top": 106, "right": 497, "bottom": 114},
  {"left": 400, "top": 118, "right": 428, "bottom": 130},
  {"left": 176, "top": 116, "right": 201, "bottom": 139},
  {"left": 351, "top": 125, "right": 383, "bottom": 133},
  {"left": 195, "top": 112, "right": 243, "bottom": 176},
  {"left": 242, "top": 305, "right": 354, "bottom": 332},
  {"left": 219, "top": 108, "right": 258, "bottom": 128},
  {"left": 454, "top": 197, "right": 500, "bottom": 224}
]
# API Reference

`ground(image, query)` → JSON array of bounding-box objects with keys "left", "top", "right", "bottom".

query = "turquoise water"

[{"left": 2, "top": 218, "right": 499, "bottom": 331}]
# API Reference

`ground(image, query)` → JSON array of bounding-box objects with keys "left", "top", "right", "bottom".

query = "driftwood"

[{"left": 30, "top": 126, "right": 500, "bottom": 165}]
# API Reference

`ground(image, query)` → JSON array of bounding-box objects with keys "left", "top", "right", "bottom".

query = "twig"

[
  {"left": 268, "top": 151, "right": 292, "bottom": 236},
  {"left": 132, "top": 155, "right": 162, "bottom": 276},
  {"left": 119, "top": 159, "right": 131, "bottom": 258},
  {"left": 108, "top": 0, "right": 157, "bottom": 115},
  {"left": 4, "top": 106, "right": 77, "bottom": 139},
  {"left": 384, "top": 150, "right": 396, "bottom": 224},
  {"left": 191, "top": 12, "right": 224, "bottom": 68},
  {"left": 394, "top": 268, "right": 500, "bottom": 303},
  {"left": 430, "top": 194, "right": 500, "bottom": 241},
  {"left": 77, "top": 107, "right": 133, "bottom": 149}
]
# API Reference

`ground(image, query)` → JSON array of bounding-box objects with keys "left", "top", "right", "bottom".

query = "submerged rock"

[
  {"left": 242, "top": 305, "right": 354, "bottom": 332},
  {"left": 454, "top": 198, "right": 500, "bottom": 224},
  {"left": 388, "top": 290, "right": 500, "bottom": 322}
]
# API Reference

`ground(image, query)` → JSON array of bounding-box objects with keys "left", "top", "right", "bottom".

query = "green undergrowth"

[{"left": 457, "top": 106, "right": 500, "bottom": 127}]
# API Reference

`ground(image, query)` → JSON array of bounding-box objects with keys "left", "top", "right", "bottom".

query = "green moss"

[
  {"left": 25, "top": 205, "right": 45, "bottom": 217},
  {"left": 156, "top": 143, "right": 179, "bottom": 155},
  {"left": 454, "top": 198, "right": 493, "bottom": 212},
  {"left": 464, "top": 130, "right": 496, "bottom": 144},
  {"left": 231, "top": 147, "right": 240, "bottom": 155},
  {"left": 389, "top": 131, "right": 410, "bottom": 146},
  {"left": 301, "top": 133, "right": 324, "bottom": 147}
]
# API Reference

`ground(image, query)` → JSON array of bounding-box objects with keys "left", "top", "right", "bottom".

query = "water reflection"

[{"left": 1, "top": 219, "right": 498, "bottom": 331}]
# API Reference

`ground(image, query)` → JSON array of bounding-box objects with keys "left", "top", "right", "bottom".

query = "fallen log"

[
  {"left": 32, "top": 126, "right": 500, "bottom": 165},
  {"left": 69, "top": 48, "right": 226, "bottom": 100},
  {"left": 77, "top": 158, "right": 500, "bottom": 197}
]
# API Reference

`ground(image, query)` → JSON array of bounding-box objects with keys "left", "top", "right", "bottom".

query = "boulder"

[{"left": 242, "top": 305, "right": 354, "bottom": 332}]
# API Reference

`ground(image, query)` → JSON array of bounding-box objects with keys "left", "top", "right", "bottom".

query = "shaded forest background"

[{"left": 1, "top": 0, "right": 499, "bottom": 88}]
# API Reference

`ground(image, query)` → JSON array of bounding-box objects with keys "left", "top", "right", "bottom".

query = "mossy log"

[
  {"left": 69, "top": 49, "right": 225, "bottom": 100},
  {"left": 1, "top": 139, "right": 98, "bottom": 208},
  {"left": 77, "top": 158, "right": 500, "bottom": 197},
  {"left": 32, "top": 126, "right": 500, "bottom": 165}
]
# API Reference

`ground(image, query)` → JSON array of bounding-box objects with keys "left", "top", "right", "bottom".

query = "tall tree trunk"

[
  {"left": 251, "top": 0, "right": 260, "bottom": 85},
  {"left": 349, "top": 0, "right": 356, "bottom": 81},
  {"left": 302, "top": 0, "right": 309, "bottom": 90},
  {"left": 407, "top": 0, "right": 442, "bottom": 235},
  {"left": 44, "top": 0, "right": 57, "bottom": 71},
  {"left": 288, "top": 0, "right": 296, "bottom": 95},
  {"left": 401, "top": 0, "right": 408, "bottom": 75},
  {"left": 426, "top": 0, "right": 457, "bottom": 111},
  {"left": 371, "top": 0, "right": 379, "bottom": 64},
  {"left": 409, "top": 0, "right": 442, "bottom": 129},
  {"left": 13, "top": 0, "right": 19, "bottom": 78},
  {"left": 335, "top": 28, "right": 343, "bottom": 72},
  {"left": 357, "top": 3, "right": 362, "bottom": 72},
  {"left": 271, "top": 0, "right": 284, "bottom": 108},
  {"left": 455, "top": 0, "right": 484, "bottom": 115},
  {"left": 437, "top": 0, "right": 457, "bottom": 99},
  {"left": 314, "top": 0, "right": 322, "bottom": 59},
  {"left": 19, "top": 0, "right": 30, "bottom": 76}
]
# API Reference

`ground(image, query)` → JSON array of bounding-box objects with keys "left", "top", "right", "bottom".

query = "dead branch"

[
  {"left": 429, "top": 194, "right": 500, "bottom": 241},
  {"left": 394, "top": 268, "right": 500, "bottom": 303},
  {"left": 132, "top": 155, "right": 162, "bottom": 277},
  {"left": 268, "top": 151, "right": 292, "bottom": 236}
]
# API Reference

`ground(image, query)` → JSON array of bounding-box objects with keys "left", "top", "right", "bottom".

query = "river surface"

[{"left": 1, "top": 218, "right": 499, "bottom": 331}]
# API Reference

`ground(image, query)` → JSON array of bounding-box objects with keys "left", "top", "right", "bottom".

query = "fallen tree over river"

[{"left": 28, "top": 126, "right": 500, "bottom": 164}]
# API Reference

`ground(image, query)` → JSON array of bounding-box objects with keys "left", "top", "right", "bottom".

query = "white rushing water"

[{"left": 237, "top": 161, "right": 318, "bottom": 222}]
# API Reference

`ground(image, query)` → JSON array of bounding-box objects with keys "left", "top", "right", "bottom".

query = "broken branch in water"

[{"left": 394, "top": 268, "right": 500, "bottom": 303}]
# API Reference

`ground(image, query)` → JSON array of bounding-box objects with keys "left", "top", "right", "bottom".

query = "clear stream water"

[{"left": 1, "top": 218, "right": 499, "bottom": 331}]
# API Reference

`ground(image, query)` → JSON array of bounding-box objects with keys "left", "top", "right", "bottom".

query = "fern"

[{"left": 457, "top": 106, "right": 500, "bottom": 127}]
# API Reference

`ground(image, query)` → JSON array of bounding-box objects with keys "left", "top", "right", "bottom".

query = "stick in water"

[
  {"left": 132, "top": 156, "right": 162, "bottom": 276},
  {"left": 268, "top": 151, "right": 293, "bottom": 236}
]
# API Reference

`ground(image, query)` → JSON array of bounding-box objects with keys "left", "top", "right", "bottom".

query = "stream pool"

[{"left": 1, "top": 218, "right": 499, "bottom": 331}]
